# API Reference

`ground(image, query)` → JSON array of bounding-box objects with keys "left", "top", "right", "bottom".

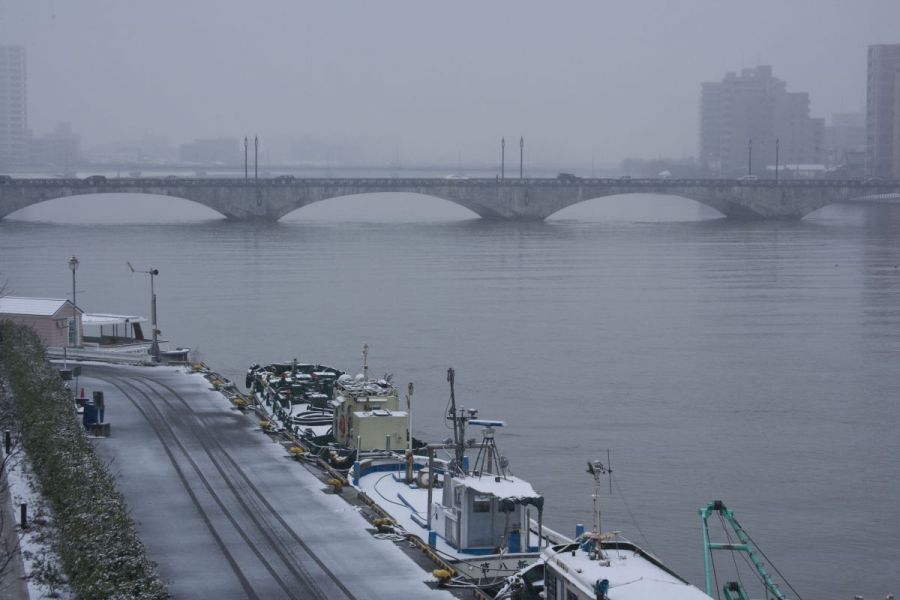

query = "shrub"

[{"left": 0, "top": 322, "right": 169, "bottom": 600}]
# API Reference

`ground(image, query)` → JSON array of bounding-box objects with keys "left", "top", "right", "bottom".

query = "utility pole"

[
  {"left": 748, "top": 138, "right": 753, "bottom": 176},
  {"left": 501, "top": 137, "right": 505, "bottom": 180},
  {"left": 775, "top": 137, "right": 780, "bottom": 183},
  {"left": 244, "top": 137, "right": 248, "bottom": 181},
  {"left": 519, "top": 136, "right": 524, "bottom": 179},
  {"left": 254, "top": 136, "right": 259, "bottom": 182},
  {"left": 67, "top": 256, "right": 79, "bottom": 347},
  {"left": 127, "top": 262, "right": 160, "bottom": 362}
]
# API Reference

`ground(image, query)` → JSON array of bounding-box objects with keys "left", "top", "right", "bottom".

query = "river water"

[{"left": 1, "top": 192, "right": 898, "bottom": 599}]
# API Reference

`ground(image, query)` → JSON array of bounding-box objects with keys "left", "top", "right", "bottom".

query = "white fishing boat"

[
  {"left": 351, "top": 368, "right": 559, "bottom": 592},
  {"left": 494, "top": 460, "right": 713, "bottom": 600}
]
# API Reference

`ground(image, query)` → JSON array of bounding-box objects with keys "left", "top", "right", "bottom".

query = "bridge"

[{"left": 1, "top": 177, "right": 898, "bottom": 221}]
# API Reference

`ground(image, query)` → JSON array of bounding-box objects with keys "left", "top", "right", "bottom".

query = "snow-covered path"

[{"left": 83, "top": 364, "right": 455, "bottom": 600}]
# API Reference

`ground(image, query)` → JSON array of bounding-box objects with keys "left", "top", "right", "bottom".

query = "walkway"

[{"left": 83, "top": 364, "right": 454, "bottom": 600}]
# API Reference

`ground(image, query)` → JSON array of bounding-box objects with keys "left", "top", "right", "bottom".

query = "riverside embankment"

[
  {"left": 0, "top": 322, "right": 168, "bottom": 600},
  {"left": 72, "top": 361, "right": 456, "bottom": 600},
  {"left": 1, "top": 323, "right": 457, "bottom": 599}
]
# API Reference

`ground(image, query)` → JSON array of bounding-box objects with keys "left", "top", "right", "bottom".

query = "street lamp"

[
  {"left": 775, "top": 138, "right": 780, "bottom": 183},
  {"left": 127, "top": 261, "right": 160, "bottom": 362},
  {"left": 67, "top": 256, "right": 79, "bottom": 347},
  {"left": 748, "top": 137, "right": 753, "bottom": 176}
]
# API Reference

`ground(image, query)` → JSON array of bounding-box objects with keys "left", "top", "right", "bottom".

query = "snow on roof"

[
  {"left": 456, "top": 474, "right": 541, "bottom": 501},
  {"left": 0, "top": 296, "right": 77, "bottom": 317},
  {"left": 82, "top": 313, "right": 148, "bottom": 327},
  {"left": 546, "top": 543, "right": 712, "bottom": 599}
]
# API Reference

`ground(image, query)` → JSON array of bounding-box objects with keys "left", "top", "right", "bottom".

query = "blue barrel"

[
  {"left": 428, "top": 530, "right": 437, "bottom": 548},
  {"left": 82, "top": 400, "right": 98, "bottom": 427}
]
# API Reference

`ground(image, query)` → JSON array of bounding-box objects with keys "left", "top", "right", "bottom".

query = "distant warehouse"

[{"left": 0, "top": 296, "right": 83, "bottom": 347}]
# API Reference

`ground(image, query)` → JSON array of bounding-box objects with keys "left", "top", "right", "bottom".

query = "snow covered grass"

[
  {"left": 0, "top": 322, "right": 168, "bottom": 600},
  {"left": 5, "top": 449, "right": 72, "bottom": 598}
]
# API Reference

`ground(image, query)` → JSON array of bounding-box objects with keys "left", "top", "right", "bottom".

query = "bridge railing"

[{"left": 2, "top": 177, "right": 898, "bottom": 188}]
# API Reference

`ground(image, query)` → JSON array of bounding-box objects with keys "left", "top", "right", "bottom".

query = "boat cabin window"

[
  {"left": 472, "top": 494, "right": 492, "bottom": 513},
  {"left": 545, "top": 571, "right": 558, "bottom": 600}
]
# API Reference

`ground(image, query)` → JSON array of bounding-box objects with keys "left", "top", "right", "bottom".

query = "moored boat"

[
  {"left": 351, "top": 368, "right": 559, "bottom": 593},
  {"left": 246, "top": 345, "right": 419, "bottom": 464},
  {"left": 493, "top": 460, "right": 713, "bottom": 600}
]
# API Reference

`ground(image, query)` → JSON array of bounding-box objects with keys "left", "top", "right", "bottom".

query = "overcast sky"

[{"left": 2, "top": 1, "right": 899, "bottom": 166}]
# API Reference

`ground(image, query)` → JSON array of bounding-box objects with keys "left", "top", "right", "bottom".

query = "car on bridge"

[
  {"left": 83, "top": 175, "right": 107, "bottom": 184},
  {"left": 0, "top": 175, "right": 12, "bottom": 183},
  {"left": 736, "top": 175, "right": 759, "bottom": 182},
  {"left": 557, "top": 172, "right": 581, "bottom": 182}
]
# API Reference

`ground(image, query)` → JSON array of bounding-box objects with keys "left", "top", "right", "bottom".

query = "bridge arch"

[
  {"left": 278, "top": 191, "right": 479, "bottom": 221},
  {"left": 545, "top": 192, "right": 727, "bottom": 221},
  {"left": 3, "top": 191, "right": 227, "bottom": 222}
]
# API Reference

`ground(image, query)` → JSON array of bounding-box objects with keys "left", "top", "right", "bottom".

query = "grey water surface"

[{"left": 1, "top": 194, "right": 898, "bottom": 599}]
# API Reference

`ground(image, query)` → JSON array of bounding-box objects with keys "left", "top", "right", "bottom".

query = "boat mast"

[
  {"left": 586, "top": 459, "right": 610, "bottom": 561},
  {"left": 405, "top": 382, "right": 414, "bottom": 482},
  {"left": 447, "top": 367, "right": 466, "bottom": 474}
]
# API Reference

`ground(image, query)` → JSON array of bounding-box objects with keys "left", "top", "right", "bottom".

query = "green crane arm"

[{"left": 699, "top": 500, "right": 787, "bottom": 600}]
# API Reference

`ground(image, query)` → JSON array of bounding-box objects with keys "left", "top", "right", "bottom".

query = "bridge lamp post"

[
  {"left": 127, "top": 262, "right": 160, "bottom": 362},
  {"left": 501, "top": 137, "right": 505, "bottom": 180},
  {"left": 67, "top": 256, "right": 79, "bottom": 347},
  {"left": 775, "top": 138, "right": 780, "bottom": 183},
  {"left": 520, "top": 136, "right": 524, "bottom": 180},
  {"left": 748, "top": 138, "right": 753, "bottom": 176}
]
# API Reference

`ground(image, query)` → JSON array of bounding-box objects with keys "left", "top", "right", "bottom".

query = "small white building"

[{"left": 0, "top": 296, "right": 83, "bottom": 347}]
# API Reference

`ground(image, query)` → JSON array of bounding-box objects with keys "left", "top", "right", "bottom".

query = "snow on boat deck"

[{"left": 546, "top": 543, "right": 713, "bottom": 599}]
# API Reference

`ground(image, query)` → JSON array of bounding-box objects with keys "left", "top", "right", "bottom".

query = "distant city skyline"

[{"left": 1, "top": 1, "right": 897, "bottom": 167}]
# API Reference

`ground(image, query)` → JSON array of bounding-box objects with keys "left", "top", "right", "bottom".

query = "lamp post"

[
  {"left": 127, "top": 262, "right": 160, "bottom": 362},
  {"left": 501, "top": 137, "right": 505, "bottom": 180},
  {"left": 67, "top": 256, "right": 79, "bottom": 347},
  {"left": 775, "top": 137, "right": 780, "bottom": 183},
  {"left": 519, "top": 136, "right": 524, "bottom": 180},
  {"left": 748, "top": 138, "right": 753, "bottom": 176}
]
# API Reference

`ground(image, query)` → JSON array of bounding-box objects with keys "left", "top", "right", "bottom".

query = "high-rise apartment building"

[
  {"left": 825, "top": 111, "right": 866, "bottom": 165},
  {"left": 0, "top": 45, "right": 27, "bottom": 170},
  {"left": 700, "top": 66, "right": 824, "bottom": 176},
  {"left": 866, "top": 44, "right": 900, "bottom": 178}
]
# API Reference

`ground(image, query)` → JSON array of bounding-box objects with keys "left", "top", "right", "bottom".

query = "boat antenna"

[
  {"left": 447, "top": 368, "right": 465, "bottom": 474},
  {"left": 607, "top": 449, "right": 613, "bottom": 495},
  {"left": 587, "top": 458, "right": 610, "bottom": 561},
  {"left": 362, "top": 343, "right": 369, "bottom": 380}
]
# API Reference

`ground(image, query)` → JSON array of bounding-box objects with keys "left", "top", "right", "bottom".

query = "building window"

[{"left": 473, "top": 494, "right": 491, "bottom": 513}]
